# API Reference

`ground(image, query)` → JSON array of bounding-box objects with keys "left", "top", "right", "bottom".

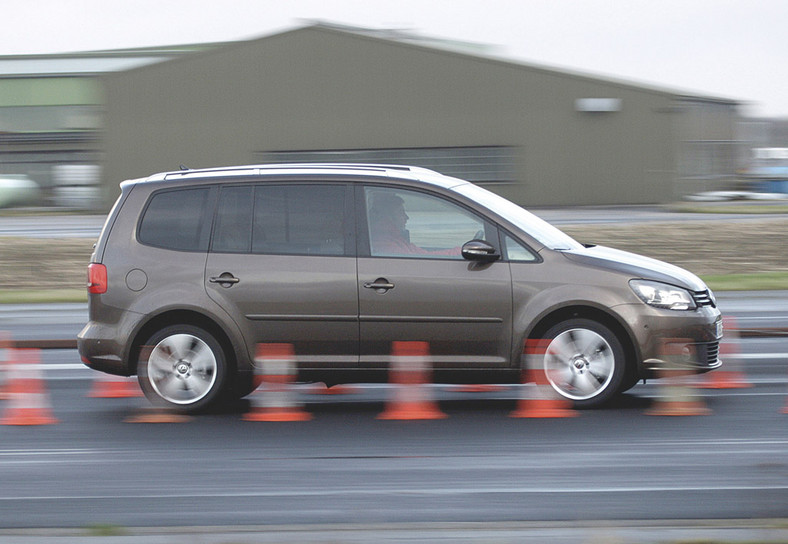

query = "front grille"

[{"left": 692, "top": 289, "right": 715, "bottom": 307}]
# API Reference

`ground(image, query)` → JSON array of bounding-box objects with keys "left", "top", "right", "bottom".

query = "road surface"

[{"left": 0, "top": 294, "right": 786, "bottom": 541}]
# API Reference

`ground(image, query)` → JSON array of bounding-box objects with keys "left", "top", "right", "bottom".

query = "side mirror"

[{"left": 461, "top": 240, "right": 500, "bottom": 263}]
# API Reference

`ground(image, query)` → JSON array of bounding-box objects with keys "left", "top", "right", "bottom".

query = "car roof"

[{"left": 128, "top": 163, "right": 471, "bottom": 191}]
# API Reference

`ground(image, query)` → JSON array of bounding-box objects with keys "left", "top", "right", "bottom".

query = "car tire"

[
  {"left": 539, "top": 318, "right": 626, "bottom": 408},
  {"left": 137, "top": 324, "right": 228, "bottom": 412}
]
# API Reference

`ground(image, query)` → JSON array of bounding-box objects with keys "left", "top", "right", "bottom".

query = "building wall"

[{"left": 101, "top": 26, "right": 729, "bottom": 208}]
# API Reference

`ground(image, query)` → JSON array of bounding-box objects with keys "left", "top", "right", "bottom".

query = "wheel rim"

[
  {"left": 544, "top": 328, "right": 615, "bottom": 401},
  {"left": 147, "top": 333, "right": 218, "bottom": 405}
]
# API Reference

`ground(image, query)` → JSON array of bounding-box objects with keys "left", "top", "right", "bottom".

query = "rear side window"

[
  {"left": 138, "top": 187, "right": 213, "bottom": 251},
  {"left": 212, "top": 186, "right": 253, "bottom": 253},
  {"left": 210, "top": 184, "right": 348, "bottom": 256},
  {"left": 253, "top": 185, "right": 346, "bottom": 255}
]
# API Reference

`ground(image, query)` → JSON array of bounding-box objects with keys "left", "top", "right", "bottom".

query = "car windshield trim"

[{"left": 452, "top": 183, "right": 583, "bottom": 250}]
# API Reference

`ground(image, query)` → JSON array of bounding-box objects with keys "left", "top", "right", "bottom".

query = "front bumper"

[{"left": 619, "top": 303, "right": 723, "bottom": 378}]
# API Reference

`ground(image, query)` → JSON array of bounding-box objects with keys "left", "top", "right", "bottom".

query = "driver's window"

[{"left": 365, "top": 187, "right": 488, "bottom": 259}]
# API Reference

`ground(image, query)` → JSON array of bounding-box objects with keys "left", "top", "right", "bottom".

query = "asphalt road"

[{"left": 0, "top": 295, "right": 787, "bottom": 541}]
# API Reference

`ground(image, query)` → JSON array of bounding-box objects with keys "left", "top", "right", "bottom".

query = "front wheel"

[
  {"left": 138, "top": 324, "right": 228, "bottom": 412},
  {"left": 540, "top": 318, "right": 626, "bottom": 408}
]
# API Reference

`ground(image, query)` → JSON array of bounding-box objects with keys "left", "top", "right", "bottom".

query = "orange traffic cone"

[
  {"left": 243, "top": 343, "right": 312, "bottom": 422},
  {"left": 87, "top": 372, "right": 144, "bottom": 398},
  {"left": 1, "top": 348, "right": 59, "bottom": 426},
  {"left": 699, "top": 316, "right": 751, "bottom": 389},
  {"left": 124, "top": 346, "right": 191, "bottom": 423},
  {"left": 378, "top": 341, "right": 447, "bottom": 420},
  {"left": 510, "top": 339, "right": 578, "bottom": 418},
  {"left": 0, "top": 332, "right": 10, "bottom": 401},
  {"left": 646, "top": 339, "right": 711, "bottom": 416}
]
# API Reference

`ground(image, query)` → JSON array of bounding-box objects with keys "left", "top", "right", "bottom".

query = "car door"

[
  {"left": 357, "top": 185, "right": 512, "bottom": 369},
  {"left": 205, "top": 183, "right": 358, "bottom": 368}
]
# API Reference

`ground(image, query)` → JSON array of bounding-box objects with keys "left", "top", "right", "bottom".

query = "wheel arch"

[
  {"left": 526, "top": 305, "right": 640, "bottom": 380},
  {"left": 127, "top": 309, "right": 242, "bottom": 378}
]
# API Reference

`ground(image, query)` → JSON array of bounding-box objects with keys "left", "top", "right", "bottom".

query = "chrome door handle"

[
  {"left": 209, "top": 274, "right": 240, "bottom": 285},
  {"left": 363, "top": 279, "right": 395, "bottom": 292}
]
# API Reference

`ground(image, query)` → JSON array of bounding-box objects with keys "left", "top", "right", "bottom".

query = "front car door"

[
  {"left": 357, "top": 185, "right": 512, "bottom": 369},
  {"left": 205, "top": 182, "right": 358, "bottom": 368}
]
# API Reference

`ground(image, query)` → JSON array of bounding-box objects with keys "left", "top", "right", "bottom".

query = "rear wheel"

[
  {"left": 540, "top": 318, "right": 626, "bottom": 408},
  {"left": 137, "top": 324, "right": 228, "bottom": 412}
]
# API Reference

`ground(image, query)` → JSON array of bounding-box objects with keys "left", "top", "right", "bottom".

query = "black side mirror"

[{"left": 461, "top": 240, "right": 500, "bottom": 263}]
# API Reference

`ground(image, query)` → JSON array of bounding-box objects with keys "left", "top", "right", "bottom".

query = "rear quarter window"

[{"left": 138, "top": 187, "right": 213, "bottom": 251}]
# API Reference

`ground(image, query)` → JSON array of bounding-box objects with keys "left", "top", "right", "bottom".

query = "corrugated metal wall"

[{"left": 101, "top": 25, "right": 737, "bottom": 208}]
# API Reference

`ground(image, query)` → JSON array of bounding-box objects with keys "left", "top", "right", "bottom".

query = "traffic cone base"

[
  {"left": 510, "top": 398, "right": 578, "bottom": 419},
  {"left": 88, "top": 375, "right": 143, "bottom": 398},
  {"left": 377, "top": 404, "right": 447, "bottom": 420},
  {"left": 645, "top": 400, "right": 713, "bottom": 417},
  {"left": 243, "top": 408, "right": 312, "bottom": 422},
  {"left": 698, "top": 371, "right": 752, "bottom": 389},
  {"left": 124, "top": 408, "right": 191, "bottom": 424}
]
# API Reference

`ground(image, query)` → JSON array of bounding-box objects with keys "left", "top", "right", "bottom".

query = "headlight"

[{"left": 629, "top": 279, "right": 697, "bottom": 311}]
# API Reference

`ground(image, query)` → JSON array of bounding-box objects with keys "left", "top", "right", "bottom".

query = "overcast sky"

[{"left": 2, "top": 0, "right": 786, "bottom": 118}]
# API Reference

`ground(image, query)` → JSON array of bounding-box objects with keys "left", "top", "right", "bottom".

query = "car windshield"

[{"left": 452, "top": 183, "right": 583, "bottom": 251}]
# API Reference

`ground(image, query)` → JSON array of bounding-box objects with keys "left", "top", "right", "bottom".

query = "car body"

[{"left": 78, "top": 164, "right": 723, "bottom": 411}]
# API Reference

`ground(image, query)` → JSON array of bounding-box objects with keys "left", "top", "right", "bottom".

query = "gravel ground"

[{"left": 1, "top": 218, "right": 787, "bottom": 291}]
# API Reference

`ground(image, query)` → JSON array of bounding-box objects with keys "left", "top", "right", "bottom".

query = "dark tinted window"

[
  {"left": 139, "top": 187, "right": 212, "bottom": 251},
  {"left": 212, "top": 186, "right": 253, "bottom": 253},
  {"left": 252, "top": 185, "right": 346, "bottom": 255}
]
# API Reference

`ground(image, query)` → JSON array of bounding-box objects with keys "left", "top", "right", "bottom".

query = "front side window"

[
  {"left": 138, "top": 187, "right": 212, "bottom": 251},
  {"left": 364, "top": 186, "right": 488, "bottom": 259},
  {"left": 503, "top": 234, "right": 539, "bottom": 262}
]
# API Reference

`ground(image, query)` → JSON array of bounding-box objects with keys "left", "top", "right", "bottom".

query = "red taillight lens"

[{"left": 87, "top": 263, "right": 107, "bottom": 294}]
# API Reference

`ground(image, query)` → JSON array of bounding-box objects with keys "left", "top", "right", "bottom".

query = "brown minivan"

[{"left": 78, "top": 164, "right": 722, "bottom": 411}]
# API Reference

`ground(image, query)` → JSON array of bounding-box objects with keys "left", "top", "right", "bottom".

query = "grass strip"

[
  {"left": 670, "top": 203, "right": 788, "bottom": 214},
  {"left": 701, "top": 271, "right": 788, "bottom": 292},
  {"left": 0, "top": 289, "right": 87, "bottom": 304}
]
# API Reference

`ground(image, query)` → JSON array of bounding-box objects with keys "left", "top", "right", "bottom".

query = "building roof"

[
  {"left": 1, "top": 22, "right": 740, "bottom": 107},
  {"left": 0, "top": 43, "right": 227, "bottom": 78}
]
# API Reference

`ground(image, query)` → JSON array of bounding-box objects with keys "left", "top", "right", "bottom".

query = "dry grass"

[
  {"left": 0, "top": 237, "right": 94, "bottom": 290},
  {"left": 561, "top": 218, "right": 788, "bottom": 277}
]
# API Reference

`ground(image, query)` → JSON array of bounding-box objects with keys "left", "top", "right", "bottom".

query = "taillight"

[{"left": 87, "top": 263, "right": 107, "bottom": 294}]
